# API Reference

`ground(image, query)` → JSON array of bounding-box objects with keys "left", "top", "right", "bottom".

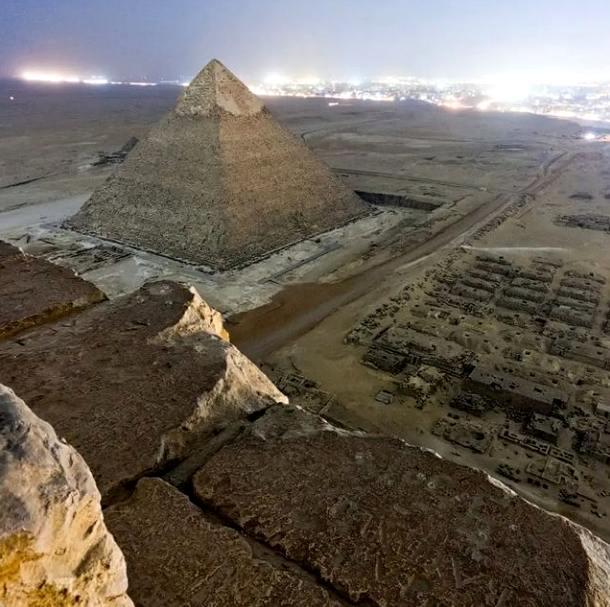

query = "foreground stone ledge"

[
  {"left": 105, "top": 478, "right": 341, "bottom": 607},
  {"left": 0, "top": 239, "right": 106, "bottom": 340},
  {"left": 0, "top": 280, "right": 286, "bottom": 498},
  {"left": 194, "top": 408, "right": 610, "bottom": 607},
  {"left": 0, "top": 384, "right": 132, "bottom": 606}
]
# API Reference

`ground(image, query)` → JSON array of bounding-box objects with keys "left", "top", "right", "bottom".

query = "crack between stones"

[
  {"left": 100, "top": 419, "right": 251, "bottom": 508},
  {"left": 98, "top": 405, "right": 377, "bottom": 605},
  {"left": 101, "top": 402, "right": 272, "bottom": 509},
  {"left": 182, "top": 481, "right": 366, "bottom": 607}
]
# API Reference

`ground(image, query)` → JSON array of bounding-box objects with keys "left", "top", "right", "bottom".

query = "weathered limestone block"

[
  {"left": 0, "top": 281, "right": 286, "bottom": 498},
  {"left": 153, "top": 284, "right": 230, "bottom": 342},
  {"left": 105, "top": 478, "right": 341, "bottom": 607},
  {"left": 194, "top": 407, "right": 610, "bottom": 607},
  {"left": 0, "top": 240, "right": 105, "bottom": 339},
  {"left": 0, "top": 384, "right": 132, "bottom": 606}
]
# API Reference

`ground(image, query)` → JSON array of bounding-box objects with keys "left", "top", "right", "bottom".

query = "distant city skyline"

[{"left": 2, "top": 0, "right": 610, "bottom": 84}]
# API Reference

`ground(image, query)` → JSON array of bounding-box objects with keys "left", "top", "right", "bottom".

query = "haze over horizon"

[{"left": 2, "top": 0, "right": 610, "bottom": 84}]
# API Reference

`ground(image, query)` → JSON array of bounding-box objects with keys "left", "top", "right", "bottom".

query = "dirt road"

[{"left": 230, "top": 150, "right": 577, "bottom": 360}]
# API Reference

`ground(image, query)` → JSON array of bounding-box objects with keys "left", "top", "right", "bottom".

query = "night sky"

[{"left": 2, "top": 0, "right": 609, "bottom": 83}]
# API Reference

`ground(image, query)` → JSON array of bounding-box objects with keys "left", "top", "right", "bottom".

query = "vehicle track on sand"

[{"left": 230, "top": 151, "right": 577, "bottom": 360}]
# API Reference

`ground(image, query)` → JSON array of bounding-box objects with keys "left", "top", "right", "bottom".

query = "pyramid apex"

[{"left": 175, "top": 59, "right": 265, "bottom": 118}]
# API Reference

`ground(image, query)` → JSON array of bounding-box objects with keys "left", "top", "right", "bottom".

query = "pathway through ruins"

[{"left": 230, "top": 150, "right": 578, "bottom": 359}]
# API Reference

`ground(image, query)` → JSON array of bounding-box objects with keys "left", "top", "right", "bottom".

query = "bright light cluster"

[
  {"left": 18, "top": 67, "right": 610, "bottom": 127},
  {"left": 249, "top": 71, "right": 610, "bottom": 126},
  {"left": 22, "top": 70, "right": 109, "bottom": 85},
  {"left": 19, "top": 70, "right": 164, "bottom": 87},
  {"left": 22, "top": 70, "right": 81, "bottom": 84},
  {"left": 82, "top": 77, "right": 109, "bottom": 85}
]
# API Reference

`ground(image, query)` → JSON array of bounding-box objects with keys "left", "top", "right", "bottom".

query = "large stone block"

[
  {"left": 194, "top": 408, "right": 610, "bottom": 607},
  {"left": 0, "top": 281, "right": 286, "bottom": 498},
  {"left": 0, "top": 384, "right": 132, "bottom": 606},
  {"left": 105, "top": 478, "right": 340, "bottom": 607},
  {"left": 0, "top": 240, "right": 105, "bottom": 340}
]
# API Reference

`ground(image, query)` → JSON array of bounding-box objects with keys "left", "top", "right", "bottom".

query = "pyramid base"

[{"left": 64, "top": 207, "right": 371, "bottom": 273}]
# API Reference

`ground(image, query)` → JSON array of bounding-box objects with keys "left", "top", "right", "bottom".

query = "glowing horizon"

[
  {"left": 22, "top": 70, "right": 82, "bottom": 84},
  {"left": 19, "top": 70, "right": 160, "bottom": 87},
  {"left": 17, "top": 66, "right": 610, "bottom": 90}
]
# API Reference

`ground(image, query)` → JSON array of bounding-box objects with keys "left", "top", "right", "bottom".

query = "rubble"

[
  {"left": 432, "top": 417, "right": 493, "bottom": 453},
  {"left": 467, "top": 364, "right": 567, "bottom": 417},
  {"left": 504, "top": 286, "right": 546, "bottom": 303},
  {"left": 499, "top": 428, "right": 575, "bottom": 463},
  {"left": 91, "top": 136, "right": 139, "bottom": 167},
  {"left": 570, "top": 192, "right": 594, "bottom": 200},
  {"left": 274, "top": 373, "right": 335, "bottom": 414},
  {"left": 375, "top": 324, "right": 473, "bottom": 375},
  {"left": 556, "top": 214, "right": 610, "bottom": 232},
  {"left": 525, "top": 412, "right": 562, "bottom": 444},
  {"left": 551, "top": 339, "right": 610, "bottom": 370},
  {"left": 549, "top": 305, "right": 595, "bottom": 328},
  {"left": 362, "top": 345, "right": 407, "bottom": 374},
  {"left": 450, "top": 391, "right": 491, "bottom": 416}
]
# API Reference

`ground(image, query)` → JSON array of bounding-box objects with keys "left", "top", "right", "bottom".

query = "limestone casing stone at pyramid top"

[{"left": 175, "top": 59, "right": 266, "bottom": 118}]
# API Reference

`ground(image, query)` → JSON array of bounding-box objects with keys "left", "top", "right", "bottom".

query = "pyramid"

[{"left": 68, "top": 59, "right": 367, "bottom": 270}]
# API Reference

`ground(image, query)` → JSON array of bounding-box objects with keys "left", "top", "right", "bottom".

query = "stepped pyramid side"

[
  {"left": 68, "top": 60, "right": 367, "bottom": 270},
  {"left": 176, "top": 58, "right": 265, "bottom": 118}
]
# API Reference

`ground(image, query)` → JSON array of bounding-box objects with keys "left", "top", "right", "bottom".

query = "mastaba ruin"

[{"left": 67, "top": 59, "right": 367, "bottom": 270}]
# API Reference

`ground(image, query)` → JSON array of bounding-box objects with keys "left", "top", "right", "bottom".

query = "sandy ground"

[{"left": 4, "top": 78, "right": 610, "bottom": 540}]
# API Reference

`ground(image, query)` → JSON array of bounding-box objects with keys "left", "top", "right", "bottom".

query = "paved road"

[{"left": 230, "top": 150, "right": 577, "bottom": 360}]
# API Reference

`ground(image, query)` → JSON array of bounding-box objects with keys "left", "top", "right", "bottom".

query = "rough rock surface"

[
  {"left": 194, "top": 409, "right": 610, "bottom": 607},
  {"left": 105, "top": 478, "right": 341, "bottom": 607},
  {"left": 0, "top": 240, "right": 105, "bottom": 340},
  {"left": 0, "top": 384, "right": 132, "bottom": 606},
  {"left": 175, "top": 57, "right": 265, "bottom": 118},
  {"left": 68, "top": 59, "right": 367, "bottom": 270},
  {"left": 0, "top": 240, "right": 20, "bottom": 257},
  {"left": 0, "top": 281, "right": 286, "bottom": 498}
]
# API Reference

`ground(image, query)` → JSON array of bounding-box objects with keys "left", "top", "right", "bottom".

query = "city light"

[
  {"left": 295, "top": 76, "right": 322, "bottom": 86},
  {"left": 442, "top": 99, "right": 468, "bottom": 110},
  {"left": 486, "top": 78, "right": 532, "bottom": 103},
  {"left": 22, "top": 70, "right": 80, "bottom": 84},
  {"left": 82, "top": 77, "right": 109, "bottom": 85},
  {"left": 20, "top": 70, "right": 161, "bottom": 88},
  {"left": 263, "top": 72, "right": 289, "bottom": 86},
  {"left": 16, "top": 67, "right": 610, "bottom": 126},
  {"left": 248, "top": 73, "right": 610, "bottom": 125}
]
